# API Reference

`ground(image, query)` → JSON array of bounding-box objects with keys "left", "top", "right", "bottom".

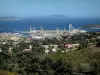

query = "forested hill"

[{"left": 81, "top": 24, "right": 100, "bottom": 29}]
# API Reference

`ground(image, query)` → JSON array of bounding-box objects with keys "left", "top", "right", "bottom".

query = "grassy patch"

[
  {"left": 0, "top": 70, "right": 18, "bottom": 75},
  {"left": 64, "top": 48, "right": 94, "bottom": 66}
]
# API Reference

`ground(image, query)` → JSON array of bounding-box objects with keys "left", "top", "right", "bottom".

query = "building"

[{"left": 69, "top": 24, "right": 73, "bottom": 32}]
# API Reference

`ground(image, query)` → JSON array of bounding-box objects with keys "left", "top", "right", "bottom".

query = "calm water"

[{"left": 0, "top": 18, "right": 100, "bottom": 32}]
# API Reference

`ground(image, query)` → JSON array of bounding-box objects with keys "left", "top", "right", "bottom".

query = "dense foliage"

[{"left": 0, "top": 32, "right": 100, "bottom": 75}]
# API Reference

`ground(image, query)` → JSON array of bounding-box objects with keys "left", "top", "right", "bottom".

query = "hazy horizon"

[{"left": 0, "top": 0, "right": 100, "bottom": 18}]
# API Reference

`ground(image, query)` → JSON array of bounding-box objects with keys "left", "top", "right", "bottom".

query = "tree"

[{"left": 53, "top": 57, "right": 73, "bottom": 75}]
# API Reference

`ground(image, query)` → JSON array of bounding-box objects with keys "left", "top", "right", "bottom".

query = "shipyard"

[{"left": 15, "top": 24, "right": 86, "bottom": 39}]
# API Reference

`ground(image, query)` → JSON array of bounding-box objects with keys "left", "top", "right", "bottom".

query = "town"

[
  {"left": 0, "top": 24, "right": 87, "bottom": 53},
  {"left": 0, "top": 24, "right": 100, "bottom": 75}
]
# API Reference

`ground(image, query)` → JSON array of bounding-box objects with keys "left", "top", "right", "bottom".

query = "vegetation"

[
  {"left": 0, "top": 70, "right": 18, "bottom": 75},
  {"left": 0, "top": 32, "right": 100, "bottom": 75}
]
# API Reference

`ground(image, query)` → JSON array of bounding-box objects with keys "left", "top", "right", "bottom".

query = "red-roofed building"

[{"left": 64, "top": 44, "right": 72, "bottom": 48}]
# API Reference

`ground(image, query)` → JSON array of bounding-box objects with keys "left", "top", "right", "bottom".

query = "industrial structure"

[
  {"left": 28, "top": 24, "right": 86, "bottom": 39},
  {"left": 13, "top": 24, "right": 87, "bottom": 39}
]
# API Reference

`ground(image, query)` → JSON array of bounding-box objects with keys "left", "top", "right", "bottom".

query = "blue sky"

[{"left": 0, "top": 0, "right": 100, "bottom": 18}]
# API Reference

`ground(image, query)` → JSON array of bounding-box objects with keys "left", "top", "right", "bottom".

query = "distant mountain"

[
  {"left": 49, "top": 15, "right": 68, "bottom": 17},
  {"left": 35, "top": 15, "right": 68, "bottom": 19}
]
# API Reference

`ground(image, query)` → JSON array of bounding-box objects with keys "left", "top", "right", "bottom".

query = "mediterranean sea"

[{"left": 0, "top": 18, "right": 100, "bottom": 32}]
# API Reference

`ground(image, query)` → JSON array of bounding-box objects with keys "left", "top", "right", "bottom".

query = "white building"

[
  {"left": 69, "top": 24, "right": 73, "bottom": 32},
  {"left": 69, "top": 24, "right": 86, "bottom": 34}
]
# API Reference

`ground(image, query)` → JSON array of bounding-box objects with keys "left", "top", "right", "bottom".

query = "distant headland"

[
  {"left": 0, "top": 17, "right": 21, "bottom": 20},
  {"left": 81, "top": 24, "right": 100, "bottom": 29}
]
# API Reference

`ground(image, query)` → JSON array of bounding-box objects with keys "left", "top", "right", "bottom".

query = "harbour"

[{"left": 14, "top": 24, "right": 86, "bottom": 39}]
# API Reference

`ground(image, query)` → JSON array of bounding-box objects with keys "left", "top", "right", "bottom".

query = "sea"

[{"left": 0, "top": 18, "right": 100, "bottom": 32}]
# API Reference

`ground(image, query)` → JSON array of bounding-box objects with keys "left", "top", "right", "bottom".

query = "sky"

[{"left": 0, "top": 0, "right": 100, "bottom": 18}]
